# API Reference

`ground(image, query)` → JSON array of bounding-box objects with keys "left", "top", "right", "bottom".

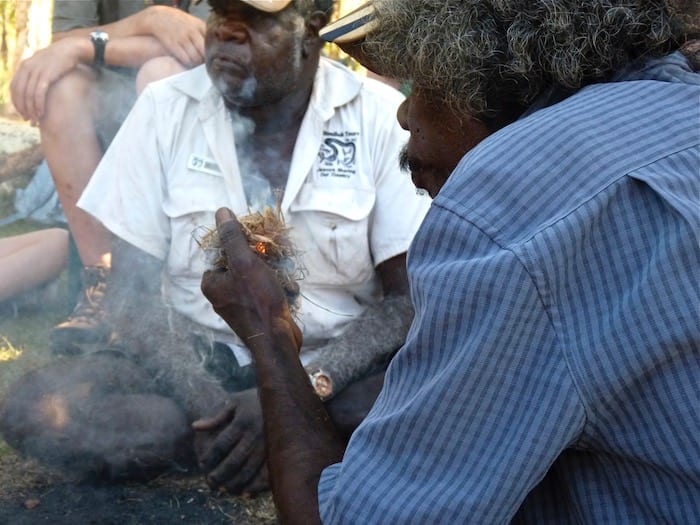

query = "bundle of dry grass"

[{"left": 197, "top": 206, "right": 302, "bottom": 311}]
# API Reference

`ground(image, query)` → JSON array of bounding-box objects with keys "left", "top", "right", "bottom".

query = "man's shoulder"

[{"left": 437, "top": 77, "right": 698, "bottom": 244}]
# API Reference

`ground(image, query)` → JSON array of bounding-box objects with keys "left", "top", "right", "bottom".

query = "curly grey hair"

[{"left": 364, "top": 0, "right": 689, "bottom": 128}]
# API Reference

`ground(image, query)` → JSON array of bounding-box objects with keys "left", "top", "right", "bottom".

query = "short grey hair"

[{"left": 365, "top": 0, "right": 689, "bottom": 128}]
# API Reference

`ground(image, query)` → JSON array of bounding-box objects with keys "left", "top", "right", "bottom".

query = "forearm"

[
  {"left": 305, "top": 294, "right": 413, "bottom": 399},
  {"left": 51, "top": 5, "right": 198, "bottom": 68},
  {"left": 50, "top": 33, "right": 173, "bottom": 69},
  {"left": 53, "top": 6, "right": 179, "bottom": 40},
  {"left": 102, "top": 35, "right": 173, "bottom": 69},
  {"left": 249, "top": 323, "right": 345, "bottom": 525}
]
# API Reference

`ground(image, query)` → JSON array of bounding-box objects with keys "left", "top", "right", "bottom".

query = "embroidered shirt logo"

[{"left": 317, "top": 132, "right": 358, "bottom": 179}]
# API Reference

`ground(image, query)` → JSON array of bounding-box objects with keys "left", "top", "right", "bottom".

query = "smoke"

[{"left": 0, "top": 6, "right": 319, "bottom": 484}]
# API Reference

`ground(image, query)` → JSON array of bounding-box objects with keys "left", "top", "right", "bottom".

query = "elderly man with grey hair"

[{"left": 199, "top": 0, "right": 700, "bottom": 523}]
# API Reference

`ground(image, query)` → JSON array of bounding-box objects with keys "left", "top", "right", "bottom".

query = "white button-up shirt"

[{"left": 79, "top": 58, "right": 430, "bottom": 365}]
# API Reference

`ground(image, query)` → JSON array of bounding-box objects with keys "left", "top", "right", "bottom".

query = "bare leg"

[
  {"left": 135, "top": 56, "right": 186, "bottom": 94},
  {"left": 38, "top": 67, "right": 131, "bottom": 350},
  {"left": 39, "top": 66, "right": 112, "bottom": 269},
  {"left": 0, "top": 228, "right": 68, "bottom": 302}
]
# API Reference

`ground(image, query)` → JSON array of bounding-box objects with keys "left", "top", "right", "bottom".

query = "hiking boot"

[{"left": 50, "top": 265, "right": 113, "bottom": 354}]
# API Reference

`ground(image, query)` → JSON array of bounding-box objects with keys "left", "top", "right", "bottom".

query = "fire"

[
  {"left": 0, "top": 336, "right": 22, "bottom": 362},
  {"left": 255, "top": 241, "right": 267, "bottom": 255}
]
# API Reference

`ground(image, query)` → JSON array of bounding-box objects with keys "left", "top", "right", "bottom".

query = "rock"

[
  {"left": 0, "top": 117, "right": 42, "bottom": 188},
  {"left": 0, "top": 117, "right": 39, "bottom": 156}
]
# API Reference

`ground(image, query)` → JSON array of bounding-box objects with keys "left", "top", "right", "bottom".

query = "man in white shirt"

[{"left": 0, "top": 0, "right": 429, "bottom": 495}]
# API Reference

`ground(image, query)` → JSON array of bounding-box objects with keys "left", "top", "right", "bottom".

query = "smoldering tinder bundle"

[{"left": 197, "top": 207, "right": 302, "bottom": 310}]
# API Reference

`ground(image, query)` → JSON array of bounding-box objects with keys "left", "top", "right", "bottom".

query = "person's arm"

[
  {"left": 191, "top": 257, "right": 411, "bottom": 494},
  {"left": 304, "top": 254, "right": 412, "bottom": 401},
  {"left": 301, "top": 255, "right": 412, "bottom": 439},
  {"left": 191, "top": 259, "right": 410, "bottom": 494},
  {"left": 201, "top": 208, "right": 343, "bottom": 525},
  {"left": 10, "top": 5, "right": 204, "bottom": 122},
  {"left": 315, "top": 205, "right": 587, "bottom": 523},
  {"left": 52, "top": 5, "right": 205, "bottom": 68}
]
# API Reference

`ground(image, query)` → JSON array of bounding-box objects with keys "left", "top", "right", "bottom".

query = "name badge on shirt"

[{"left": 187, "top": 154, "right": 222, "bottom": 176}]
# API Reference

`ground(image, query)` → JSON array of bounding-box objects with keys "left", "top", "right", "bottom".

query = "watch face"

[
  {"left": 313, "top": 374, "right": 333, "bottom": 398},
  {"left": 91, "top": 31, "right": 108, "bottom": 41}
]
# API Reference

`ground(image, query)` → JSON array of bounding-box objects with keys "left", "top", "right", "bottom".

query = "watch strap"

[{"left": 90, "top": 31, "right": 108, "bottom": 68}]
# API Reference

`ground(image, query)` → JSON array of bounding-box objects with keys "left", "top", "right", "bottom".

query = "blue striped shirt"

[{"left": 318, "top": 53, "right": 700, "bottom": 523}]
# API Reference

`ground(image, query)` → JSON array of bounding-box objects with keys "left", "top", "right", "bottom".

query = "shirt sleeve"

[
  {"left": 318, "top": 204, "right": 586, "bottom": 523},
  {"left": 78, "top": 86, "right": 171, "bottom": 261},
  {"left": 52, "top": 0, "right": 99, "bottom": 32}
]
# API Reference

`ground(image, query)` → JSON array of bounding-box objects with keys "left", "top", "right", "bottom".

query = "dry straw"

[{"left": 196, "top": 206, "right": 302, "bottom": 311}]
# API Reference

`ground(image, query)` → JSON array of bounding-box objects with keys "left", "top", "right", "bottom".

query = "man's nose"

[{"left": 211, "top": 22, "right": 248, "bottom": 43}]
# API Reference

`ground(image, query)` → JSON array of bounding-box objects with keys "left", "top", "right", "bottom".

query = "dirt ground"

[
  {"left": 0, "top": 118, "right": 279, "bottom": 524},
  {"left": 0, "top": 451, "right": 278, "bottom": 525}
]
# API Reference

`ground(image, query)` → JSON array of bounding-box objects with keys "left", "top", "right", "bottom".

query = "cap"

[
  {"left": 319, "top": 2, "right": 376, "bottom": 44},
  {"left": 239, "top": 0, "right": 293, "bottom": 12},
  {"left": 320, "top": 2, "right": 382, "bottom": 73}
]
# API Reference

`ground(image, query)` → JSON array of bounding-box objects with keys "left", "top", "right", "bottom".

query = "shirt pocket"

[
  {"left": 163, "top": 173, "right": 229, "bottom": 280},
  {"left": 289, "top": 184, "right": 377, "bottom": 286}
]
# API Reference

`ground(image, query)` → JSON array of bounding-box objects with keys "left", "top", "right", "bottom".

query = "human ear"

[{"left": 302, "top": 11, "right": 328, "bottom": 57}]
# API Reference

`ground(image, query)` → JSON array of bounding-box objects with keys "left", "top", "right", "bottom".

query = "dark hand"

[
  {"left": 200, "top": 207, "right": 302, "bottom": 352},
  {"left": 192, "top": 388, "right": 269, "bottom": 495}
]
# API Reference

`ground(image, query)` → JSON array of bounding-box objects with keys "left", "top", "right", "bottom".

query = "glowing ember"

[
  {"left": 255, "top": 241, "right": 267, "bottom": 255},
  {"left": 0, "top": 336, "right": 22, "bottom": 362}
]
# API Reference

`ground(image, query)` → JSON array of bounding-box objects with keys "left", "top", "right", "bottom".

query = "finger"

[
  {"left": 171, "top": 44, "right": 193, "bottom": 69},
  {"left": 214, "top": 206, "right": 235, "bottom": 226},
  {"left": 32, "top": 78, "right": 50, "bottom": 120},
  {"left": 192, "top": 34, "right": 205, "bottom": 63},
  {"left": 241, "top": 464, "right": 270, "bottom": 497},
  {"left": 184, "top": 37, "right": 203, "bottom": 67},
  {"left": 197, "top": 421, "right": 245, "bottom": 472},
  {"left": 214, "top": 208, "right": 254, "bottom": 266},
  {"left": 191, "top": 405, "right": 236, "bottom": 432},
  {"left": 207, "top": 441, "right": 266, "bottom": 495},
  {"left": 26, "top": 71, "right": 47, "bottom": 123},
  {"left": 10, "top": 68, "right": 31, "bottom": 119}
]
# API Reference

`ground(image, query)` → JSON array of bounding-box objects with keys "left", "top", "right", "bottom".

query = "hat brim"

[
  {"left": 320, "top": 3, "right": 377, "bottom": 44},
  {"left": 320, "top": 3, "right": 382, "bottom": 73},
  {"left": 239, "top": 0, "right": 293, "bottom": 12}
]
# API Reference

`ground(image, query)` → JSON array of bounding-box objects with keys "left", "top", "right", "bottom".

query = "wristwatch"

[
  {"left": 89, "top": 31, "right": 109, "bottom": 68},
  {"left": 309, "top": 369, "right": 333, "bottom": 399}
]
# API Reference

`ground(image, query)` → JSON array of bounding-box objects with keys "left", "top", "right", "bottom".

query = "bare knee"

[
  {"left": 136, "top": 56, "right": 186, "bottom": 94},
  {"left": 0, "top": 354, "right": 146, "bottom": 450},
  {"left": 0, "top": 354, "right": 191, "bottom": 479},
  {"left": 40, "top": 67, "right": 99, "bottom": 136}
]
